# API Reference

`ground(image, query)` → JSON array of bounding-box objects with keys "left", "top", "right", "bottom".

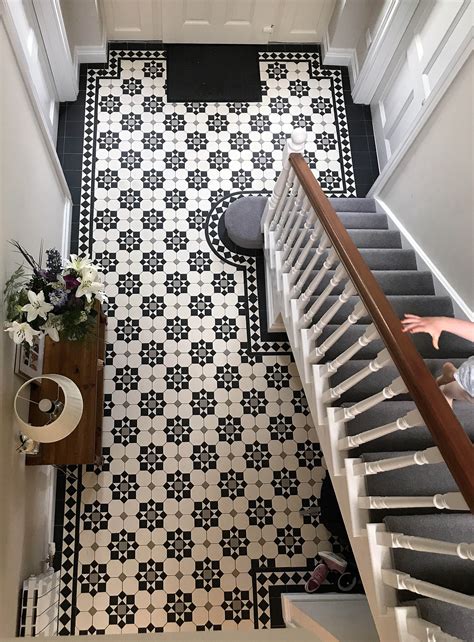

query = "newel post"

[{"left": 261, "top": 128, "right": 307, "bottom": 231}]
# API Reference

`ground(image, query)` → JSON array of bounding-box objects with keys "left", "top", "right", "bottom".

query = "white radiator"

[{"left": 19, "top": 570, "right": 60, "bottom": 637}]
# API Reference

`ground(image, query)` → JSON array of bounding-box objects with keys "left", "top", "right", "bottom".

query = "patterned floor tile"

[{"left": 56, "top": 44, "right": 358, "bottom": 634}]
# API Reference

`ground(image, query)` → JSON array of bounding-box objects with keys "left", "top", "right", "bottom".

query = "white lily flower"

[
  {"left": 4, "top": 321, "right": 41, "bottom": 346},
  {"left": 64, "top": 254, "right": 94, "bottom": 274},
  {"left": 43, "top": 314, "right": 62, "bottom": 342},
  {"left": 21, "top": 290, "right": 54, "bottom": 322},
  {"left": 75, "top": 268, "right": 105, "bottom": 303}
]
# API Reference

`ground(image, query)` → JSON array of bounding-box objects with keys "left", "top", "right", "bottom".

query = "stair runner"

[{"left": 311, "top": 197, "right": 473, "bottom": 640}]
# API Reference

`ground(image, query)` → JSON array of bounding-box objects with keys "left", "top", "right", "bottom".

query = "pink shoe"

[
  {"left": 304, "top": 563, "right": 328, "bottom": 593},
  {"left": 319, "top": 551, "right": 348, "bottom": 574}
]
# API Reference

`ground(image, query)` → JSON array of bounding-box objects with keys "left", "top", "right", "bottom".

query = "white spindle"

[
  {"left": 274, "top": 177, "right": 300, "bottom": 241},
  {"left": 286, "top": 220, "right": 322, "bottom": 283},
  {"left": 290, "top": 234, "right": 331, "bottom": 297},
  {"left": 310, "top": 301, "right": 367, "bottom": 364},
  {"left": 338, "top": 409, "right": 423, "bottom": 450},
  {"left": 359, "top": 492, "right": 469, "bottom": 511},
  {"left": 264, "top": 128, "right": 307, "bottom": 231},
  {"left": 298, "top": 263, "right": 347, "bottom": 330},
  {"left": 296, "top": 247, "right": 338, "bottom": 304},
  {"left": 320, "top": 323, "right": 379, "bottom": 377},
  {"left": 353, "top": 446, "right": 443, "bottom": 476},
  {"left": 276, "top": 185, "right": 306, "bottom": 250},
  {"left": 405, "top": 612, "right": 462, "bottom": 642},
  {"left": 282, "top": 206, "right": 317, "bottom": 272},
  {"left": 376, "top": 530, "right": 474, "bottom": 561},
  {"left": 268, "top": 166, "right": 295, "bottom": 232},
  {"left": 309, "top": 281, "right": 357, "bottom": 340},
  {"left": 281, "top": 195, "right": 310, "bottom": 263},
  {"left": 333, "top": 376, "right": 408, "bottom": 422},
  {"left": 323, "top": 348, "right": 392, "bottom": 404},
  {"left": 381, "top": 569, "right": 474, "bottom": 610}
]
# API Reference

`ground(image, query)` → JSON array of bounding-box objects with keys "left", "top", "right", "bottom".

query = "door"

[
  {"left": 102, "top": 0, "right": 162, "bottom": 40},
  {"left": 162, "top": 0, "right": 276, "bottom": 44},
  {"left": 272, "top": 0, "right": 335, "bottom": 43}
]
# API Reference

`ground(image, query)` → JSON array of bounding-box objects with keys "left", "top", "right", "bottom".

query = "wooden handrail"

[{"left": 289, "top": 153, "right": 474, "bottom": 512}]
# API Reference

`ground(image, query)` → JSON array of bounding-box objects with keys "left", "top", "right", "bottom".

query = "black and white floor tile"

[{"left": 56, "top": 45, "right": 364, "bottom": 634}]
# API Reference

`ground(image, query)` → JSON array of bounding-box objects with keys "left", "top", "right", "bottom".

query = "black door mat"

[{"left": 166, "top": 44, "right": 262, "bottom": 103}]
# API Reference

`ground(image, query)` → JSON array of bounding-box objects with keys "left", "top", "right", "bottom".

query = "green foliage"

[{"left": 3, "top": 265, "right": 27, "bottom": 321}]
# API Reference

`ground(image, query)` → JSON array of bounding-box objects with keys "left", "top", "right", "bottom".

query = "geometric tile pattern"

[{"left": 57, "top": 45, "right": 357, "bottom": 634}]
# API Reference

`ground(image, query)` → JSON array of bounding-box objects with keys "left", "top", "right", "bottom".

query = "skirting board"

[
  {"left": 74, "top": 23, "right": 107, "bottom": 66},
  {"left": 74, "top": 42, "right": 107, "bottom": 66},
  {"left": 376, "top": 197, "right": 474, "bottom": 322},
  {"left": 321, "top": 31, "right": 359, "bottom": 88}
]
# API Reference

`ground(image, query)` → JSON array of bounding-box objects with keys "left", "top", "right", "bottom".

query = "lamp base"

[{"left": 17, "top": 433, "right": 40, "bottom": 455}]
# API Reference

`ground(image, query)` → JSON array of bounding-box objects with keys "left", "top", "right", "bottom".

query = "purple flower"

[
  {"left": 49, "top": 289, "right": 68, "bottom": 309},
  {"left": 64, "top": 274, "right": 80, "bottom": 290}
]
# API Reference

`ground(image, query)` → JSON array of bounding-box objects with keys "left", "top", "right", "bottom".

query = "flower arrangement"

[{"left": 4, "top": 242, "right": 105, "bottom": 347}]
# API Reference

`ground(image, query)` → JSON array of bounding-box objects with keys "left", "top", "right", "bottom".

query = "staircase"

[{"left": 262, "top": 131, "right": 474, "bottom": 641}]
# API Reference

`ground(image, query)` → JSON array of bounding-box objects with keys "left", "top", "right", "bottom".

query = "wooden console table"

[{"left": 26, "top": 307, "right": 106, "bottom": 466}]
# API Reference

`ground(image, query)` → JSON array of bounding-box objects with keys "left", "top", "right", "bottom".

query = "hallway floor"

[{"left": 55, "top": 44, "right": 377, "bottom": 634}]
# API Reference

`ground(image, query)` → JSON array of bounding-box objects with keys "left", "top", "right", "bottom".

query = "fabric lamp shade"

[{"left": 14, "top": 374, "right": 83, "bottom": 443}]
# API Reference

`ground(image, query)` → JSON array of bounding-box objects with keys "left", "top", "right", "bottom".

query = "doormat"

[{"left": 166, "top": 44, "right": 262, "bottom": 102}]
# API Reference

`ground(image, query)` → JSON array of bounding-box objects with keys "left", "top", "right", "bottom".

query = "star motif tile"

[{"left": 56, "top": 44, "right": 358, "bottom": 634}]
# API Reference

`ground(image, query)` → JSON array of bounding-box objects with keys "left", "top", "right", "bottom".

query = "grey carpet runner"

[{"left": 316, "top": 198, "right": 474, "bottom": 639}]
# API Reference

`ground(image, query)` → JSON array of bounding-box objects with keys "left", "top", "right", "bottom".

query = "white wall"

[
  {"left": 354, "top": 0, "right": 390, "bottom": 70},
  {"left": 0, "top": 21, "right": 69, "bottom": 636},
  {"left": 327, "top": 0, "right": 376, "bottom": 51},
  {"left": 377, "top": 53, "right": 474, "bottom": 312},
  {"left": 60, "top": 0, "right": 105, "bottom": 60}
]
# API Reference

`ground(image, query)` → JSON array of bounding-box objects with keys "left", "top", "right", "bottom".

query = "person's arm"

[{"left": 401, "top": 314, "right": 474, "bottom": 349}]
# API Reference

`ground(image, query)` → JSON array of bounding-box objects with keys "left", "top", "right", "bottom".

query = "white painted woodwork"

[
  {"left": 102, "top": 0, "right": 336, "bottom": 44},
  {"left": 32, "top": 0, "right": 77, "bottom": 101},
  {"left": 359, "top": 492, "right": 469, "bottom": 512},
  {"left": 322, "top": 324, "right": 379, "bottom": 377},
  {"left": 382, "top": 568, "right": 474, "bottom": 609},
  {"left": 353, "top": 446, "right": 443, "bottom": 476},
  {"left": 102, "top": 0, "right": 162, "bottom": 40},
  {"left": 299, "top": 248, "right": 338, "bottom": 303},
  {"left": 371, "top": 0, "right": 473, "bottom": 169},
  {"left": 162, "top": 0, "right": 276, "bottom": 44},
  {"left": 351, "top": 0, "right": 419, "bottom": 104},
  {"left": 394, "top": 605, "right": 463, "bottom": 642},
  {"left": 376, "top": 529, "right": 474, "bottom": 560},
  {"left": 272, "top": 0, "right": 335, "bottom": 44},
  {"left": 311, "top": 301, "right": 367, "bottom": 364},
  {"left": 323, "top": 348, "right": 392, "bottom": 403},
  {"left": 1, "top": 0, "right": 59, "bottom": 137},
  {"left": 338, "top": 408, "right": 423, "bottom": 450},
  {"left": 263, "top": 129, "right": 471, "bottom": 641},
  {"left": 333, "top": 375, "right": 407, "bottom": 422}
]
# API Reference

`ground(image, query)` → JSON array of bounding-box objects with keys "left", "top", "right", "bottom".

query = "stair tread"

[
  {"left": 303, "top": 270, "right": 435, "bottom": 297},
  {"left": 306, "top": 294, "right": 454, "bottom": 326},
  {"left": 294, "top": 228, "right": 401, "bottom": 247},
  {"left": 417, "top": 598, "right": 474, "bottom": 640},
  {"left": 342, "top": 400, "right": 474, "bottom": 452},
  {"left": 329, "top": 197, "right": 377, "bottom": 212},
  {"left": 316, "top": 322, "right": 472, "bottom": 361},
  {"left": 360, "top": 451, "right": 458, "bottom": 496},
  {"left": 332, "top": 212, "right": 388, "bottom": 229},
  {"left": 329, "top": 358, "right": 466, "bottom": 402},
  {"left": 380, "top": 513, "right": 474, "bottom": 599},
  {"left": 383, "top": 513, "right": 473, "bottom": 540},
  {"left": 305, "top": 248, "right": 417, "bottom": 271}
]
